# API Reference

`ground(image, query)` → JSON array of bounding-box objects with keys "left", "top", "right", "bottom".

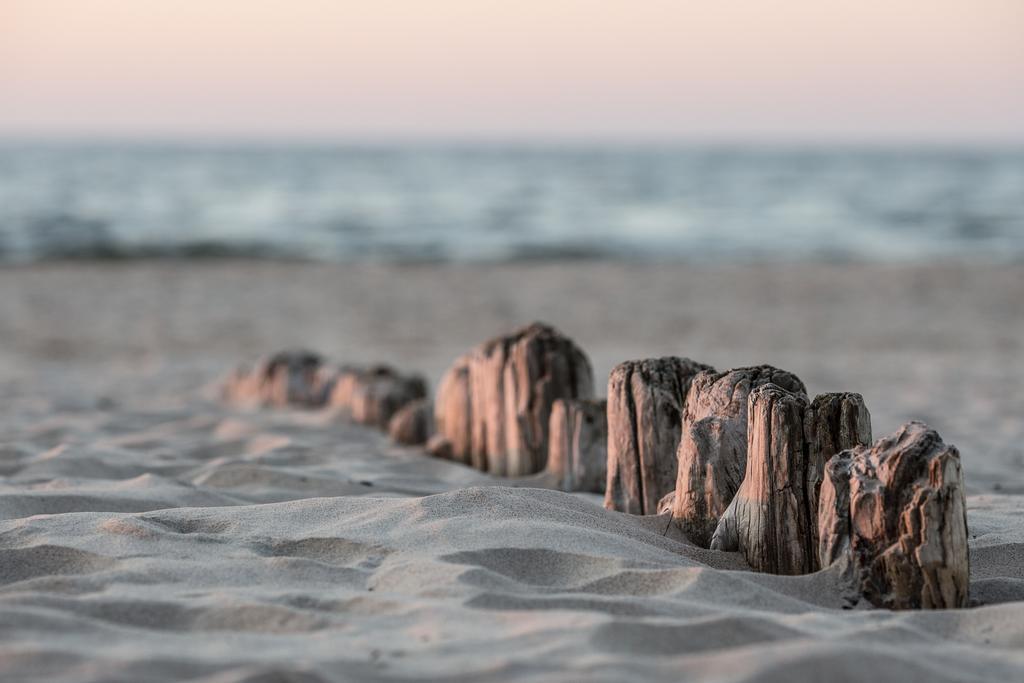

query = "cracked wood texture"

[
  {"left": 546, "top": 398, "right": 607, "bottom": 493},
  {"left": 710, "top": 384, "right": 816, "bottom": 574},
  {"left": 388, "top": 398, "right": 434, "bottom": 446},
  {"left": 604, "top": 357, "right": 713, "bottom": 515},
  {"left": 499, "top": 324, "right": 594, "bottom": 476},
  {"left": 804, "top": 391, "right": 872, "bottom": 563},
  {"left": 710, "top": 388, "right": 872, "bottom": 573},
  {"left": 434, "top": 323, "right": 593, "bottom": 477},
  {"left": 818, "top": 421, "right": 969, "bottom": 609},
  {"left": 672, "top": 366, "right": 806, "bottom": 547}
]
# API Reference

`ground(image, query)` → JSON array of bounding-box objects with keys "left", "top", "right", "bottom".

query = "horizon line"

[{"left": 3, "top": 131, "right": 1023, "bottom": 152}]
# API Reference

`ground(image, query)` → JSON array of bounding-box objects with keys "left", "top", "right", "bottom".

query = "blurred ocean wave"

[{"left": 1, "top": 142, "right": 1022, "bottom": 263}]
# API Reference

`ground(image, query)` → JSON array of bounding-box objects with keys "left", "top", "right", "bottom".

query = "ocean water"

[{"left": 1, "top": 142, "right": 1022, "bottom": 263}]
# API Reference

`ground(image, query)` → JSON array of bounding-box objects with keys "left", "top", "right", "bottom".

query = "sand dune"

[{"left": 1, "top": 261, "right": 1023, "bottom": 681}]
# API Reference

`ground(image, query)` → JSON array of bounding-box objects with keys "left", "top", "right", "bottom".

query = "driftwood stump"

[
  {"left": 329, "top": 365, "right": 427, "bottom": 430},
  {"left": 434, "top": 323, "right": 593, "bottom": 476},
  {"left": 388, "top": 398, "right": 434, "bottom": 446},
  {"left": 432, "top": 354, "right": 476, "bottom": 467},
  {"left": 818, "top": 422, "right": 969, "bottom": 609},
  {"left": 468, "top": 335, "right": 508, "bottom": 472},
  {"left": 604, "top": 357, "right": 713, "bottom": 515},
  {"left": 222, "top": 350, "right": 331, "bottom": 408},
  {"left": 804, "top": 391, "right": 872, "bottom": 555},
  {"left": 484, "top": 323, "right": 593, "bottom": 476},
  {"left": 709, "top": 384, "right": 815, "bottom": 574},
  {"left": 546, "top": 398, "right": 607, "bottom": 493},
  {"left": 672, "top": 366, "right": 806, "bottom": 546},
  {"left": 322, "top": 365, "right": 370, "bottom": 416},
  {"left": 352, "top": 368, "right": 428, "bottom": 430},
  {"left": 710, "top": 389, "right": 872, "bottom": 573}
]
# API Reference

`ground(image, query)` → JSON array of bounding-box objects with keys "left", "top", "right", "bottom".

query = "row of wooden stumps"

[
  {"left": 223, "top": 322, "right": 969, "bottom": 610},
  {"left": 221, "top": 351, "right": 429, "bottom": 433}
]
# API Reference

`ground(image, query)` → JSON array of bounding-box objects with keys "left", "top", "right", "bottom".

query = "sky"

[{"left": 1, "top": 0, "right": 1022, "bottom": 143}]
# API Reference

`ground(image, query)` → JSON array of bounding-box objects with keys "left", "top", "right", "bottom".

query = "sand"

[{"left": 1, "top": 260, "right": 1023, "bottom": 682}]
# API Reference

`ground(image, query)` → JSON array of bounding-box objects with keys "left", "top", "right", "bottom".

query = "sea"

[{"left": 1, "top": 141, "right": 1022, "bottom": 263}]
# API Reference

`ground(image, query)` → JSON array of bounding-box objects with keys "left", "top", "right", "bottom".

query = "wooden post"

[
  {"left": 346, "top": 366, "right": 428, "bottom": 430},
  {"left": 433, "top": 354, "right": 475, "bottom": 467},
  {"left": 470, "top": 335, "right": 511, "bottom": 472},
  {"left": 818, "top": 450, "right": 853, "bottom": 570},
  {"left": 388, "top": 398, "right": 433, "bottom": 446},
  {"left": 547, "top": 398, "right": 607, "bottom": 493},
  {"left": 604, "top": 357, "right": 713, "bottom": 515},
  {"left": 222, "top": 350, "right": 328, "bottom": 408},
  {"left": 672, "top": 366, "right": 806, "bottom": 546},
  {"left": 803, "top": 391, "right": 872, "bottom": 563},
  {"left": 710, "top": 389, "right": 872, "bottom": 574},
  {"left": 435, "top": 323, "right": 593, "bottom": 476},
  {"left": 710, "top": 384, "right": 816, "bottom": 574},
  {"left": 817, "top": 422, "right": 969, "bottom": 609},
  {"left": 324, "top": 366, "right": 367, "bottom": 415}
]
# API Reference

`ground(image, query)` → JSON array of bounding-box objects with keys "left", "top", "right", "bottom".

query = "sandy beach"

[{"left": 2, "top": 260, "right": 1023, "bottom": 682}]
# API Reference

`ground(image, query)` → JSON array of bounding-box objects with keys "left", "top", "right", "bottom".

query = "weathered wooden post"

[
  {"left": 710, "top": 389, "right": 872, "bottom": 573},
  {"left": 388, "top": 398, "right": 434, "bottom": 446},
  {"left": 709, "top": 384, "right": 815, "bottom": 574},
  {"left": 327, "top": 365, "right": 427, "bottom": 430},
  {"left": 803, "top": 391, "right": 872, "bottom": 556},
  {"left": 432, "top": 322, "right": 593, "bottom": 477},
  {"left": 222, "top": 350, "right": 330, "bottom": 408},
  {"left": 672, "top": 366, "right": 806, "bottom": 546},
  {"left": 818, "top": 421, "right": 969, "bottom": 609},
  {"left": 323, "top": 365, "right": 367, "bottom": 415},
  {"left": 604, "top": 357, "right": 713, "bottom": 515},
  {"left": 349, "top": 366, "right": 428, "bottom": 430},
  {"left": 547, "top": 398, "right": 607, "bottom": 493},
  {"left": 499, "top": 324, "right": 594, "bottom": 476},
  {"left": 431, "top": 353, "right": 475, "bottom": 466}
]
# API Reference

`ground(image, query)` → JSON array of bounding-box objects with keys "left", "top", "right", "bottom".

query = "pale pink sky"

[{"left": 2, "top": 0, "right": 1022, "bottom": 142}]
